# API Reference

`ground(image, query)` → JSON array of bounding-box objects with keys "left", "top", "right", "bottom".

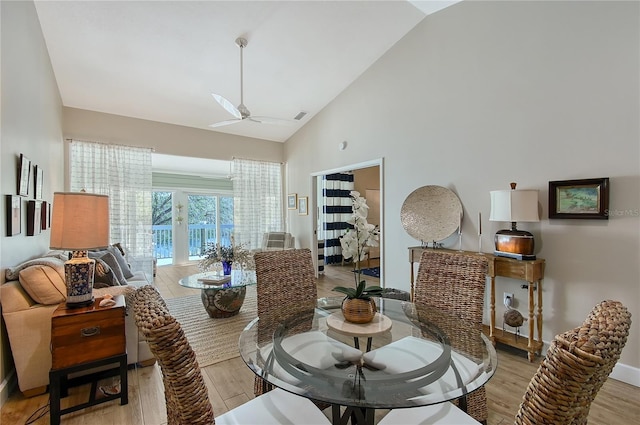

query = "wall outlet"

[{"left": 503, "top": 292, "right": 514, "bottom": 308}]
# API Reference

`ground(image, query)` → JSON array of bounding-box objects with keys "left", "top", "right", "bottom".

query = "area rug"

[
  {"left": 353, "top": 267, "right": 380, "bottom": 278},
  {"left": 165, "top": 286, "right": 257, "bottom": 368}
]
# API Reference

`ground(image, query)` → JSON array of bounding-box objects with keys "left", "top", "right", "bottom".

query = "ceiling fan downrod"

[{"left": 235, "top": 37, "right": 249, "bottom": 118}]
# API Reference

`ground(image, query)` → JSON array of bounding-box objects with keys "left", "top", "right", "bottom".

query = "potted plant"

[
  {"left": 333, "top": 191, "right": 383, "bottom": 323},
  {"left": 199, "top": 240, "right": 251, "bottom": 275}
]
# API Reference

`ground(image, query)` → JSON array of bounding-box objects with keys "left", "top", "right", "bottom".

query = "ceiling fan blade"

[
  {"left": 249, "top": 116, "right": 294, "bottom": 126},
  {"left": 212, "top": 93, "right": 242, "bottom": 119},
  {"left": 209, "top": 118, "right": 243, "bottom": 128}
]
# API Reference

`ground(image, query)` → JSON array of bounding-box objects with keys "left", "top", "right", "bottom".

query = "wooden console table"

[{"left": 408, "top": 247, "right": 545, "bottom": 361}]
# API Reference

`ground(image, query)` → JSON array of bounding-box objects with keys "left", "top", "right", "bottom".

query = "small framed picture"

[
  {"left": 298, "top": 196, "right": 308, "bottom": 215},
  {"left": 27, "top": 200, "right": 42, "bottom": 236},
  {"left": 41, "top": 201, "right": 49, "bottom": 230},
  {"left": 34, "top": 165, "right": 43, "bottom": 200},
  {"left": 549, "top": 177, "right": 609, "bottom": 219},
  {"left": 18, "top": 154, "right": 31, "bottom": 197},
  {"left": 5, "top": 195, "right": 21, "bottom": 236},
  {"left": 287, "top": 193, "right": 298, "bottom": 210}
]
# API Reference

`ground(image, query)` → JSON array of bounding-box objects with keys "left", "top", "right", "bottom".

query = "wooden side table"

[
  {"left": 49, "top": 295, "right": 128, "bottom": 425},
  {"left": 488, "top": 256, "right": 545, "bottom": 361},
  {"left": 408, "top": 247, "right": 546, "bottom": 361}
]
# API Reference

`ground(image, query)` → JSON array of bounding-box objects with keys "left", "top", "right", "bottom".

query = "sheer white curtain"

[
  {"left": 69, "top": 140, "right": 154, "bottom": 278},
  {"left": 232, "top": 158, "right": 283, "bottom": 250}
]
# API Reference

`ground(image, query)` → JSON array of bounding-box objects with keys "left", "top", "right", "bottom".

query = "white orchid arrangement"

[{"left": 333, "top": 191, "right": 383, "bottom": 300}]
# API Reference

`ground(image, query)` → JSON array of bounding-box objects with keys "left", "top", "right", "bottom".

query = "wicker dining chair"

[
  {"left": 131, "top": 285, "right": 331, "bottom": 425},
  {"left": 381, "top": 299, "right": 632, "bottom": 425},
  {"left": 377, "top": 250, "right": 490, "bottom": 424},
  {"left": 515, "top": 299, "right": 632, "bottom": 425},
  {"left": 252, "top": 248, "right": 318, "bottom": 396}
]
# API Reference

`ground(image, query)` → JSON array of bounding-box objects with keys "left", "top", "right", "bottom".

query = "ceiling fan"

[{"left": 210, "top": 37, "right": 292, "bottom": 128}]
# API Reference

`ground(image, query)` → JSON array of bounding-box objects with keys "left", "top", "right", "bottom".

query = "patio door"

[
  {"left": 187, "top": 194, "right": 234, "bottom": 261},
  {"left": 152, "top": 190, "right": 234, "bottom": 266}
]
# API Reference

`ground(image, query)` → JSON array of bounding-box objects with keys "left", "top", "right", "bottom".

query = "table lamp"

[
  {"left": 50, "top": 192, "right": 110, "bottom": 308},
  {"left": 489, "top": 182, "right": 539, "bottom": 260}
]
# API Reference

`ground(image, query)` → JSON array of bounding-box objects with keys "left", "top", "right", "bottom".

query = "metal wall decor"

[{"left": 400, "top": 185, "right": 463, "bottom": 247}]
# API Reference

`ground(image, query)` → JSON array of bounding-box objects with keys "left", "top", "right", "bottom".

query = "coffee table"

[{"left": 178, "top": 270, "right": 256, "bottom": 318}]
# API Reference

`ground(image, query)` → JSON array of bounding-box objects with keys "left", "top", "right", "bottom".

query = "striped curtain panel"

[
  {"left": 321, "top": 173, "right": 354, "bottom": 265},
  {"left": 69, "top": 140, "right": 154, "bottom": 279}
]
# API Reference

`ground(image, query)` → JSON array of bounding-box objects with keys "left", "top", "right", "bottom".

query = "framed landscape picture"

[{"left": 549, "top": 177, "right": 609, "bottom": 219}]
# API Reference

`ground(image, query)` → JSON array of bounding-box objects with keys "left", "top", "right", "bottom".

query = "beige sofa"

[{"left": 1, "top": 251, "right": 155, "bottom": 397}]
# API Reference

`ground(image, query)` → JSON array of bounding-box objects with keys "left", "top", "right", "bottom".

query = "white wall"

[
  {"left": 0, "top": 0, "right": 64, "bottom": 404},
  {"left": 63, "top": 107, "right": 284, "bottom": 187},
  {"left": 285, "top": 1, "right": 640, "bottom": 378}
]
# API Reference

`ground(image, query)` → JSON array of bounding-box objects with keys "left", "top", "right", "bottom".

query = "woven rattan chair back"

[
  {"left": 253, "top": 249, "right": 318, "bottom": 396},
  {"left": 414, "top": 250, "right": 489, "bottom": 423},
  {"left": 254, "top": 248, "right": 317, "bottom": 316},
  {"left": 132, "top": 285, "right": 215, "bottom": 425},
  {"left": 515, "top": 300, "right": 631, "bottom": 425}
]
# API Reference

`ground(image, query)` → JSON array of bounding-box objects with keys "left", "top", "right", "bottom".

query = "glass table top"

[
  {"left": 178, "top": 269, "right": 256, "bottom": 290},
  {"left": 239, "top": 297, "right": 497, "bottom": 410}
]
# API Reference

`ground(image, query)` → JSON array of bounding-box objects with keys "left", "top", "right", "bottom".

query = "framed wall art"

[
  {"left": 34, "top": 165, "right": 44, "bottom": 200},
  {"left": 287, "top": 193, "right": 298, "bottom": 210},
  {"left": 298, "top": 196, "right": 308, "bottom": 215},
  {"left": 18, "top": 154, "right": 31, "bottom": 196},
  {"left": 6, "top": 195, "right": 21, "bottom": 236},
  {"left": 41, "top": 201, "right": 49, "bottom": 230},
  {"left": 549, "top": 177, "right": 609, "bottom": 219},
  {"left": 27, "top": 200, "right": 42, "bottom": 236}
]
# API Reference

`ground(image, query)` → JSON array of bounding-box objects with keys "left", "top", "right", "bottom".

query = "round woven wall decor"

[{"left": 400, "top": 185, "right": 463, "bottom": 243}]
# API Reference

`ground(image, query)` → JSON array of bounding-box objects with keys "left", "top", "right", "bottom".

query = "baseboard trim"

[
  {"left": 610, "top": 362, "right": 640, "bottom": 387},
  {"left": 0, "top": 370, "right": 17, "bottom": 409}
]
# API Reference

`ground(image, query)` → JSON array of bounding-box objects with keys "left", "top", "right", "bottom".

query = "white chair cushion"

[
  {"left": 215, "top": 388, "right": 331, "bottom": 424},
  {"left": 378, "top": 401, "right": 480, "bottom": 424},
  {"left": 260, "top": 330, "right": 363, "bottom": 385},
  {"left": 362, "top": 336, "right": 484, "bottom": 401}
]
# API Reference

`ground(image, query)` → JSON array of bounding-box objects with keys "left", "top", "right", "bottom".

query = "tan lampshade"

[
  {"left": 489, "top": 189, "right": 539, "bottom": 223},
  {"left": 50, "top": 192, "right": 110, "bottom": 250}
]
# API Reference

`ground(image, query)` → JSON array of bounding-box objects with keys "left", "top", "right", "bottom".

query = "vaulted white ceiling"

[{"left": 34, "top": 1, "right": 459, "bottom": 146}]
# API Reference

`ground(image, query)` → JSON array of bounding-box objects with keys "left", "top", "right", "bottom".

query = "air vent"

[{"left": 293, "top": 111, "right": 307, "bottom": 121}]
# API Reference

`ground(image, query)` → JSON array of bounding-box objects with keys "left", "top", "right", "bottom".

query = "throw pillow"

[
  {"left": 108, "top": 245, "right": 134, "bottom": 279},
  {"left": 5, "top": 256, "right": 65, "bottom": 281},
  {"left": 99, "top": 252, "right": 128, "bottom": 285},
  {"left": 94, "top": 258, "right": 120, "bottom": 288},
  {"left": 18, "top": 264, "right": 66, "bottom": 305},
  {"left": 111, "top": 242, "right": 126, "bottom": 257}
]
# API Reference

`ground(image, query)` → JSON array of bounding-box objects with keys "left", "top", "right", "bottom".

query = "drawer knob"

[{"left": 81, "top": 326, "right": 101, "bottom": 337}]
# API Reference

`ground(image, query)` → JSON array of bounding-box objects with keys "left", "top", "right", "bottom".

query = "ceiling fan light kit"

[{"left": 210, "top": 37, "right": 292, "bottom": 128}]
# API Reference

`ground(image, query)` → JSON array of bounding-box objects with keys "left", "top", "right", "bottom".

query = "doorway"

[
  {"left": 152, "top": 190, "right": 234, "bottom": 265},
  {"left": 310, "top": 158, "right": 384, "bottom": 287}
]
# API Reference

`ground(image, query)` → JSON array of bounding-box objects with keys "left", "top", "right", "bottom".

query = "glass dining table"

[{"left": 239, "top": 296, "right": 497, "bottom": 425}]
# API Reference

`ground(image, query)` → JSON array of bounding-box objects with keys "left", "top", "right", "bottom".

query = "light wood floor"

[{"left": 2, "top": 261, "right": 638, "bottom": 424}]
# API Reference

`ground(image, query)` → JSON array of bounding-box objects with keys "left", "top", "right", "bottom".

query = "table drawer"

[{"left": 51, "top": 297, "right": 126, "bottom": 370}]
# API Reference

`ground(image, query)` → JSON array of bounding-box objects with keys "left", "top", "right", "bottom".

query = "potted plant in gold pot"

[{"left": 333, "top": 191, "right": 383, "bottom": 323}]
